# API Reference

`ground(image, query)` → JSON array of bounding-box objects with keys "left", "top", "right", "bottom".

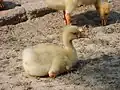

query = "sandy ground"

[{"left": 0, "top": 0, "right": 120, "bottom": 90}]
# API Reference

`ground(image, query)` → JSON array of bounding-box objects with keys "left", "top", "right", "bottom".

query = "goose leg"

[
  {"left": 49, "top": 71, "right": 56, "bottom": 78},
  {"left": 101, "top": 19, "right": 104, "bottom": 26},
  {"left": 65, "top": 12, "right": 71, "bottom": 25},
  {"left": 94, "top": 3, "right": 99, "bottom": 12},
  {"left": 48, "top": 58, "right": 63, "bottom": 78},
  {"left": 63, "top": 11, "right": 67, "bottom": 25},
  {"left": 63, "top": 11, "right": 71, "bottom": 25},
  {"left": 0, "top": 0, "right": 4, "bottom": 9},
  {"left": 101, "top": 19, "right": 107, "bottom": 26},
  {"left": 104, "top": 19, "right": 107, "bottom": 26}
]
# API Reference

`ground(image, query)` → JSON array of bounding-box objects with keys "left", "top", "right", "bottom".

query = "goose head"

[{"left": 62, "top": 25, "right": 89, "bottom": 42}]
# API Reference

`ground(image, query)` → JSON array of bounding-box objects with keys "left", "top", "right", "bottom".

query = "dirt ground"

[{"left": 0, "top": 0, "right": 120, "bottom": 90}]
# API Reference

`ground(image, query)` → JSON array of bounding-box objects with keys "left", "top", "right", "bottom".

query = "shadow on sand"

[
  {"left": 58, "top": 54, "right": 120, "bottom": 89},
  {"left": 71, "top": 10, "right": 120, "bottom": 27}
]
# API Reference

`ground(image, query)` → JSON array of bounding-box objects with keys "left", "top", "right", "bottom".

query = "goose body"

[
  {"left": 22, "top": 44, "right": 72, "bottom": 76},
  {"left": 45, "top": 0, "right": 78, "bottom": 25},
  {"left": 78, "top": 0, "right": 96, "bottom": 5},
  {"left": 79, "top": 0, "right": 111, "bottom": 25},
  {"left": 22, "top": 25, "right": 88, "bottom": 77},
  {"left": 95, "top": 0, "right": 111, "bottom": 25},
  {"left": 45, "top": 0, "right": 111, "bottom": 25},
  {"left": 45, "top": 0, "right": 78, "bottom": 13}
]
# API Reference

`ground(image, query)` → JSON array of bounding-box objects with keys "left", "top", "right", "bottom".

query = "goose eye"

[{"left": 73, "top": 33, "right": 77, "bottom": 35}]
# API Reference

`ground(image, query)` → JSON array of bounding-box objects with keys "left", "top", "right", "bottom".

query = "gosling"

[
  {"left": 22, "top": 25, "right": 88, "bottom": 78},
  {"left": 94, "top": 0, "right": 111, "bottom": 26},
  {"left": 45, "top": 0, "right": 111, "bottom": 26},
  {"left": 45, "top": 0, "right": 78, "bottom": 25}
]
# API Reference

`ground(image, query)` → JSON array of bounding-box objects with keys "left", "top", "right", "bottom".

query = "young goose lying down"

[
  {"left": 22, "top": 25, "right": 88, "bottom": 78},
  {"left": 45, "top": 0, "right": 111, "bottom": 26}
]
